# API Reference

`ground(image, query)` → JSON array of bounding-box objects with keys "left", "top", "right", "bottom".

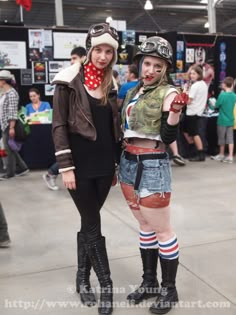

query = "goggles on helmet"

[
  {"left": 140, "top": 40, "right": 172, "bottom": 60},
  {"left": 88, "top": 23, "right": 119, "bottom": 42}
]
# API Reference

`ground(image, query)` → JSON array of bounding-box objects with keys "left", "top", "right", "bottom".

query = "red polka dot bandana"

[{"left": 84, "top": 62, "right": 105, "bottom": 90}]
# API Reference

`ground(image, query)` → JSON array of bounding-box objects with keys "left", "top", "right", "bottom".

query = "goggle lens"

[
  {"left": 89, "top": 24, "right": 119, "bottom": 41},
  {"left": 140, "top": 40, "right": 172, "bottom": 59},
  {"left": 158, "top": 45, "right": 172, "bottom": 58}
]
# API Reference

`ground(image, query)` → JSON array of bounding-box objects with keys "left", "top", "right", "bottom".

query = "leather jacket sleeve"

[{"left": 52, "top": 84, "right": 75, "bottom": 173}]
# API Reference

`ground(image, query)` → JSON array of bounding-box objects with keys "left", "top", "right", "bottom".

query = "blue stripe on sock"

[
  {"left": 140, "top": 241, "right": 158, "bottom": 247},
  {"left": 159, "top": 238, "right": 177, "bottom": 248},
  {"left": 159, "top": 251, "right": 179, "bottom": 259},
  {"left": 140, "top": 232, "right": 156, "bottom": 237}
]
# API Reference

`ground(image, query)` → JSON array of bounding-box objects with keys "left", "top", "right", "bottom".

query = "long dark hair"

[{"left": 29, "top": 88, "right": 41, "bottom": 96}]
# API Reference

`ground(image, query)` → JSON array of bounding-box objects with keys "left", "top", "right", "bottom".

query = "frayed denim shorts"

[{"left": 119, "top": 151, "right": 172, "bottom": 198}]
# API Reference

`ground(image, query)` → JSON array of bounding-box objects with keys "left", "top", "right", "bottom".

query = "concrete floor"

[{"left": 0, "top": 158, "right": 236, "bottom": 315}]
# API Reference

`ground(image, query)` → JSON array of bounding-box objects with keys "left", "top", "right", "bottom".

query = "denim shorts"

[{"left": 119, "top": 151, "right": 172, "bottom": 198}]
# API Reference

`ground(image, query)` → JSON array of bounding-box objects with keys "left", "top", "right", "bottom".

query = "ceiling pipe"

[
  {"left": 55, "top": 0, "right": 64, "bottom": 26},
  {"left": 153, "top": 5, "right": 207, "bottom": 10},
  {"left": 208, "top": 0, "right": 216, "bottom": 33}
]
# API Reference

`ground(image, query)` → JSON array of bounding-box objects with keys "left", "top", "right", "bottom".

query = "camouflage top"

[{"left": 122, "top": 82, "right": 176, "bottom": 136}]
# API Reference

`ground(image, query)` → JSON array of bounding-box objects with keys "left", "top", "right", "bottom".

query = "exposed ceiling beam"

[
  {"left": 221, "top": 17, "right": 236, "bottom": 29},
  {"left": 127, "top": 12, "right": 145, "bottom": 25}
]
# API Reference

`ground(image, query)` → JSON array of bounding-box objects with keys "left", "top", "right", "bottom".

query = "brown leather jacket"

[{"left": 52, "top": 63, "right": 121, "bottom": 173}]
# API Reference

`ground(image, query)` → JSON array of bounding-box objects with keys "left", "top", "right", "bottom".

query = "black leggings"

[{"left": 69, "top": 175, "right": 113, "bottom": 243}]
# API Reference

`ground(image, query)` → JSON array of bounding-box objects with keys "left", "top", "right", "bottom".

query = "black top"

[{"left": 69, "top": 91, "right": 115, "bottom": 179}]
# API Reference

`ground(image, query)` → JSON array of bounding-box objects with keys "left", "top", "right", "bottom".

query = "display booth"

[{"left": 1, "top": 25, "right": 236, "bottom": 168}]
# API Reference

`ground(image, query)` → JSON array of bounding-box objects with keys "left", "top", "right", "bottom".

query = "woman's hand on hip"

[{"left": 62, "top": 170, "right": 76, "bottom": 190}]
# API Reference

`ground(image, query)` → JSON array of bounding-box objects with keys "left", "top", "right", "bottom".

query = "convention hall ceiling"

[{"left": 1, "top": 0, "right": 236, "bottom": 34}]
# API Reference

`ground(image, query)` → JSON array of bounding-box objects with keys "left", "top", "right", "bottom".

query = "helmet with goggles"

[
  {"left": 85, "top": 23, "right": 119, "bottom": 67},
  {"left": 134, "top": 36, "right": 173, "bottom": 67}
]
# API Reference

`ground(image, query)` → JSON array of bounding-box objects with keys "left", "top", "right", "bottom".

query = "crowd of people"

[{"left": 1, "top": 22, "right": 236, "bottom": 315}]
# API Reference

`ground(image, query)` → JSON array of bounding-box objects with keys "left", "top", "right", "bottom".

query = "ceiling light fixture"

[
  {"left": 204, "top": 21, "right": 209, "bottom": 28},
  {"left": 106, "top": 16, "right": 113, "bottom": 24},
  {"left": 200, "top": 0, "right": 222, "bottom": 5},
  {"left": 144, "top": 0, "right": 153, "bottom": 10}
]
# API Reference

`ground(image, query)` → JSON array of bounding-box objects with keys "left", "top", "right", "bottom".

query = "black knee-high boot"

[
  {"left": 76, "top": 232, "right": 96, "bottom": 306},
  {"left": 149, "top": 257, "right": 179, "bottom": 314},
  {"left": 127, "top": 248, "right": 159, "bottom": 304},
  {"left": 85, "top": 237, "right": 113, "bottom": 315}
]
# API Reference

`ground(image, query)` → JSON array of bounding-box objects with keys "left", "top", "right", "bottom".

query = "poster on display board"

[
  {"left": 122, "top": 30, "right": 135, "bottom": 46},
  {"left": 49, "top": 61, "right": 70, "bottom": 73},
  {"left": 21, "top": 69, "right": 32, "bottom": 86},
  {"left": 29, "top": 29, "right": 45, "bottom": 51},
  {"left": 45, "top": 84, "right": 55, "bottom": 96},
  {"left": 49, "top": 73, "right": 56, "bottom": 83},
  {"left": 28, "top": 29, "right": 53, "bottom": 61},
  {"left": 186, "top": 48, "right": 195, "bottom": 63},
  {"left": 139, "top": 35, "right": 147, "bottom": 43},
  {"left": 176, "top": 41, "right": 184, "bottom": 73},
  {"left": 44, "top": 30, "right": 53, "bottom": 46},
  {"left": 53, "top": 32, "right": 87, "bottom": 59},
  {"left": 29, "top": 47, "right": 53, "bottom": 62},
  {"left": 185, "top": 43, "right": 215, "bottom": 87},
  {"left": 32, "top": 61, "right": 48, "bottom": 84},
  {"left": 0, "top": 41, "right": 26, "bottom": 69}
]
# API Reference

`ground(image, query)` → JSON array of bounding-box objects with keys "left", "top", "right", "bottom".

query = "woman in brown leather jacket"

[{"left": 52, "top": 23, "right": 120, "bottom": 315}]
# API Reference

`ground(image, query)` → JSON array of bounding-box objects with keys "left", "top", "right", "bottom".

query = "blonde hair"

[
  {"left": 101, "top": 66, "right": 113, "bottom": 105},
  {"left": 157, "top": 63, "right": 168, "bottom": 86}
]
